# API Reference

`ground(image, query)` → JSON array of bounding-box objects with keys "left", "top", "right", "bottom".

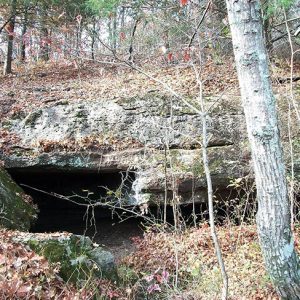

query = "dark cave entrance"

[
  {"left": 7, "top": 168, "right": 256, "bottom": 257},
  {"left": 8, "top": 168, "right": 142, "bottom": 259},
  {"left": 146, "top": 188, "right": 257, "bottom": 227}
]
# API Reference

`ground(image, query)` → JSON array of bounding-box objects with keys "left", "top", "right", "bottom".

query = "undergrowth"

[
  {"left": 1, "top": 223, "right": 282, "bottom": 299},
  {"left": 118, "top": 223, "right": 278, "bottom": 300}
]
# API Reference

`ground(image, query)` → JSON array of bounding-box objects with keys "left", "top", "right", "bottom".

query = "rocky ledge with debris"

[{"left": 1, "top": 63, "right": 300, "bottom": 207}]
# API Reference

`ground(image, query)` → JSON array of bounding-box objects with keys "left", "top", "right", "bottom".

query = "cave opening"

[
  {"left": 8, "top": 168, "right": 143, "bottom": 258},
  {"left": 7, "top": 168, "right": 256, "bottom": 257}
]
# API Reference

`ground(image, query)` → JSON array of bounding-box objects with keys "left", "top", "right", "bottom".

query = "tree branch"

[
  {"left": 0, "top": 16, "right": 13, "bottom": 35},
  {"left": 188, "top": 1, "right": 211, "bottom": 48}
]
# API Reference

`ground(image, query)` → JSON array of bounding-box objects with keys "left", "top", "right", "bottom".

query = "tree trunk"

[
  {"left": 108, "top": 12, "right": 117, "bottom": 53},
  {"left": 39, "top": 8, "right": 50, "bottom": 61},
  {"left": 225, "top": 0, "right": 300, "bottom": 298},
  {"left": 91, "top": 20, "right": 96, "bottom": 60},
  {"left": 63, "top": 25, "right": 69, "bottom": 59},
  {"left": 112, "top": 13, "right": 117, "bottom": 51},
  {"left": 4, "top": 0, "right": 16, "bottom": 75},
  {"left": 40, "top": 26, "right": 50, "bottom": 61},
  {"left": 262, "top": 0, "right": 272, "bottom": 51},
  {"left": 120, "top": 6, "right": 125, "bottom": 27},
  {"left": 129, "top": 18, "right": 139, "bottom": 63},
  {"left": 76, "top": 24, "right": 81, "bottom": 57},
  {"left": 21, "top": 8, "right": 28, "bottom": 61}
]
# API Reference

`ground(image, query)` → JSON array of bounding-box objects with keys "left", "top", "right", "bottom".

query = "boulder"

[
  {"left": 0, "top": 167, "right": 37, "bottom": 230},
  {"left": 12, "top": 232, "right": 117, "bottom": 284}
]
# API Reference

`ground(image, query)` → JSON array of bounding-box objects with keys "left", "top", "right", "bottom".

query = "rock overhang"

[{"left": 3, "top": 92, "right": 296, "bottom": 207}]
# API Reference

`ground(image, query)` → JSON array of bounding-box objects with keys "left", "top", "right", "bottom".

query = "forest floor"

[
  {"left": 0, "top": 58, "right": 240, "bottom": 120},
  {"left": 0, "top": 58, "right": 300, "bottom": 299},
  {"left": 0, "top": 223, "right": 289, "bottom": 299},
  {"left": 0, "top": 57, "right": 297, "bottom": 121}
]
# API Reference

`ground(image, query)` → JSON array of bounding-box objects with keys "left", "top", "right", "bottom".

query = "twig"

[
  {"left": 276, "top": 76, "right": 300, "bottom": 84},
  {"left": 188, "top": 1, "right": 211, "bottom": 48},
  {"left": 20, "top": 184, "right": 162, "bottom": 226},
  {"left": 274, "top": 16, "right": 300, "bottom": 28}
]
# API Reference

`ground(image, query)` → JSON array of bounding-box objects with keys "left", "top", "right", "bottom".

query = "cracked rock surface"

[{"left": 1, "top": 92, "right": 296, "bottom": 205}]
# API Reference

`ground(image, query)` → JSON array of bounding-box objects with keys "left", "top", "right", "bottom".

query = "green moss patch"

[
  {"left": 24, "top": 234, "right": 117, "bottom": 285},
  {"left": 0, "top": 168, "right": 37, "bottom": 230}
]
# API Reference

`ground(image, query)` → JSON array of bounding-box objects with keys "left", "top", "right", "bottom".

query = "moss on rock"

[
  {"left": 0, "top": 168, "right": 37, "bottom": 230},
  {"left": 25, "top": 234, "right": 117, "bottom": 285},
  {"left": 24, "top": 110, "right": 43, "bottom": 127}
]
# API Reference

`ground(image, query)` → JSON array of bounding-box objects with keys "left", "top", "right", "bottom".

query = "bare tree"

[
  {"left": 3, "top": 0, "right": 16, "bottom": 75},
  {"left": 21, "top": 5, "right": 29, "bottom": 61},
  {"left": 226, "top": 0, "right": 300, "bottom": 298}
]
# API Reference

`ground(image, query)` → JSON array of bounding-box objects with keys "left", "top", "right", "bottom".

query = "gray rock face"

[
  {"left": 0, "top": 93, "right": 264, "bottom": 205},
  {"left": 0, "top": 168, "right": 37, "bottom": 230},
  {"left": 5, "top": 93, "right": 245, "bottom": 149}
]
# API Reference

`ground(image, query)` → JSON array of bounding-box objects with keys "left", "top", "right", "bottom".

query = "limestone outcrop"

[{"left": 0, "top": 92, "right": 297, "bottom": 205}]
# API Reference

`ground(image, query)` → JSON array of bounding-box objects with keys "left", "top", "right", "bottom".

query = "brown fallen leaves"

[
  {"left": 0, "top": 224, "right": 294, "bottom": 299},
  {"left": 35, "top": 136, "right": 143, "bottom": 154},
  {"left": 122, "top": 224, "right": 280, "bottom": 300},
  {"left": 0, "top": 229, "right": 91, "bottom": 300}
]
